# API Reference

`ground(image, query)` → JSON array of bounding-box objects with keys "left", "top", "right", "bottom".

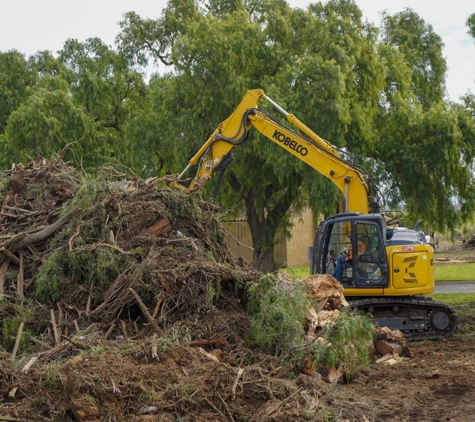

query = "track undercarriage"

[{"left": 349, "top": 296, "right": 458, "bottom": 341}]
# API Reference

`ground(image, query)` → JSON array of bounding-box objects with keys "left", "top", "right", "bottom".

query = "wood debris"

[
  {"left": 0, "top": 158, "right": 393, "bottom": 422},
  {"left": 374, "top": 326, "right": 411, "bottom": 358},
  {"left": 301, "top": 274, "right": 349, "bottom": 309}
]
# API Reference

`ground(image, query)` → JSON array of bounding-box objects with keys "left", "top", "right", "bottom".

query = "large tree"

[{"left": 117, "top": 0, "right": 384, "bottom": 272}]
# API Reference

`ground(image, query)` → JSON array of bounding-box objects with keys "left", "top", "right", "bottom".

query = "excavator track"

[{"left": 348, "top": 296, "right": 458, "bottom": 341}]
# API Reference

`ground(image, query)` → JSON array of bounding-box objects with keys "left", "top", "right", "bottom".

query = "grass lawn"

[
  {"left": 434, "top": 262, "right": 475, "bottom": 281},
  {"left": 430, "top": 292, "right": 475, "bottom": 306},
  {"left": 431, "top": 293, "right": 475, "bottom": 341}
]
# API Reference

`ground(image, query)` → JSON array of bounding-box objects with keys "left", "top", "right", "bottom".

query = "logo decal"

[{"left": 272, "top": 130, "right": 308, "bottom": 156}]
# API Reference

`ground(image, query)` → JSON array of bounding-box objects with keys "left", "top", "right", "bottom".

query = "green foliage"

[
  {"left": 59, "top": 38, "right": 148, "bottom": 132},
  {"left": 246, "top": 274, "right": 309, "bottom": 354},
  {"left": 82, "top": 345, "right": 107, "bottom": 356},
  {"left": 156, "top": 189, "right": 203, "bottom": 221},
  {"left": 2, "top": 318, "right": 29, "bottom": 351},
  {"left": 0, "top": 177, "right": 8, "bottom": 195},
  {"left": 0, "top": 38, "right": 149, "bottom": 174},
  {"left": 380, "top": 8, "right": 446, "bottom": 108},
  {"left": 35, "top": 248, "right": 132, "bottom": 303},
  {"left": 0, "top": 50, "right": 37, "bottom": 134},
  {"left": 0, "top": 86, "right": 93, "bottom": 169},
  {"left": 63, "top": 174, "right": 110, "bottom": 237},
  {"left": 164, "top": 382, "right": 193, "bottom": 400},
  {"left": 309, "top": 309, "right": 375, "bottom": 377},
  {"left": 370, "top": 8, "right": 475, "bottom": 234},
  {"left": 155, "top": 336, "right": 177, "bottom": 354},
  {"left": 34, "top": 251, "right": 63, "bottom": 302},
  {"left": 468, "top": 13, "right": 475, "bottom": 39},
  {"left": 137, "top": 389, "right": 159, "bottom": 403},
  {"left": 39, "top": 364, "right": 62, "bottom": 389}
]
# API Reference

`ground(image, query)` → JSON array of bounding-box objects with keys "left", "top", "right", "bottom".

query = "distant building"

[{"left": 223, "top": 207, "right": 318, "bottom": 268}]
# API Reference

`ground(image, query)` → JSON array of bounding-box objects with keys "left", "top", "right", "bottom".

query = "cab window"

[{"left": 354, "top": 223, "right": 385, "bottom": 286}]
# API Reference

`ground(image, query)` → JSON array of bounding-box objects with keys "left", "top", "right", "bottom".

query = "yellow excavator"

[{"left": 173, "top": 89, "right": 457, "bottom": 340}]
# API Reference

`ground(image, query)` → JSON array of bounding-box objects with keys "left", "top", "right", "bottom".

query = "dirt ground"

[
  {"left": 4, "top": 310, "right": 473, "bottom": 422},
  {"left": 343, "top": 325, "right": 475, "bottom": 422},
  {"left": 2, "top": 251, "right": 473, "bottom": 422}
]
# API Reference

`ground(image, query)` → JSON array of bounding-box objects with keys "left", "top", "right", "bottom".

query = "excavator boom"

[{"left": 173, "top": 89, "right": 379, "bottom": 214}]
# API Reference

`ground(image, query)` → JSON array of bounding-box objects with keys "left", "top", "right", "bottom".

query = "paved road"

[{"left": 434, "top": 281, "right": 475, "bottom": 294}]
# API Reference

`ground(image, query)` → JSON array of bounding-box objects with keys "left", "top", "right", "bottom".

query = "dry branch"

[
  {"left": 61, "top": 334, "right": 87, "bottom": 350},
  {"left": 80, "top": 242, "right": 136, "bottom": 255},
  {"left": 6, "top": 206, "right": 80, "bottom": 257},
  {"left": 185, "top": 338, "right": 228, "bottom": 347},
  {"left": 17, "top": 252, "right": 23, "bottom": 300},
  {"left": 204, "top": 398, "right": 228, "bottom": 421},
  {"left": 68, "top": 224, "right": 82, "bottom": 250},
  {"left": 232, "top": 368, "right": 245, "bottom": 401},
  {"left": 217, "top": 392, "right": 236, "bottom": 422},
  {"left": 104, "top": 323, "right": 116, "bottom": 340},
  {"left": 222, "top": 227, "right": 255, "bottom": 251},
  {"left": 151, "top": 334, "right": 158, "bottom": 360},
  {"left": 30, "top": 336, "right": 53, "bottom": 350},
  {"left": 11, "top": 321, "right": 25, "bottom": 361},
  {"left": 50, "top": 309, "right": 60, "bottom": 347},
  {"left": 151, "top": 296, "right": 163, "bottom": 319},
  {"left": 90, "top": 259, "right": 148, "bottom": 320},
  {"left": 264, "top": 387, "right": 304, "bottom": 418},
  {"left": 129, "top": 287, "right": 160, "bottom": 332},
  {"left": 0, "top": 246, "right": 20, "bottom": 264},
  {"left": 0, "top": 259, "right": 10, "bottom": 296},
  {"left": 21, "top": 356, "right": 38, "bottom": 374}
]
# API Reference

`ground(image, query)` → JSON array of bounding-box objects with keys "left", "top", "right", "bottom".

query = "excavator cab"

[{"left": 312, "top": 213, "right": 389, "bottom": 289}]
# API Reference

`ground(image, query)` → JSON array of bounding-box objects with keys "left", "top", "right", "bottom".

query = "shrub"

[
  {"left": 309, "top": 308, "right": 375, "bottom": 377},
  {"left": 246, "top": 274, "right": 310, "bottom": 354}
]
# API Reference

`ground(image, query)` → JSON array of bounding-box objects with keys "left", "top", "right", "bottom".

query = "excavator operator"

[{"left": 334, "top": 235, "right": 367, "bottom": 281}]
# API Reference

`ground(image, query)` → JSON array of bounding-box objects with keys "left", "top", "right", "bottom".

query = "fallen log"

[
  {"left": 2, "top": 206, "right": 80, "bottom": 261},
  {"left": 375, "top": 340, "right": 405, "bottom": 356}
]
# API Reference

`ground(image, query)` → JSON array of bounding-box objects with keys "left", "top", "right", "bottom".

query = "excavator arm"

[{"left": 173, "top": 89, "right": 380, "bottom": 214}]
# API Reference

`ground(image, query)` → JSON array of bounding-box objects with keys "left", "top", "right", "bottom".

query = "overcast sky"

[{"left": 0, "top": 0, "right": 473, "bottom": 102}]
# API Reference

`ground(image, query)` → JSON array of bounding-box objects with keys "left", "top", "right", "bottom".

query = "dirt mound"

[{"left": 0, "top": 159, "right": 276, "bottom": 420}]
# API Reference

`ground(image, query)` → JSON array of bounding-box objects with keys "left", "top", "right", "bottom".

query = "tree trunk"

[
  {"left": 228, "top": 170, "right": 303, "bottom": 274},
  {"left": 244, "top": 177, "right": 303, "bottom": 273},
  {"left": 244, "top": 188, "right": 274, "bottom": 273},
  {"left": 252, "top": 248, "right": 275, "bottom": 274}
]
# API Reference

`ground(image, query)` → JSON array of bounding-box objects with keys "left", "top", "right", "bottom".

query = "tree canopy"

[
  {"left": 368, "top": 8, "right": 475, "bottom": 233},
  {"left": 0, "top": 39, "right": 148, "bottom": 171}
]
